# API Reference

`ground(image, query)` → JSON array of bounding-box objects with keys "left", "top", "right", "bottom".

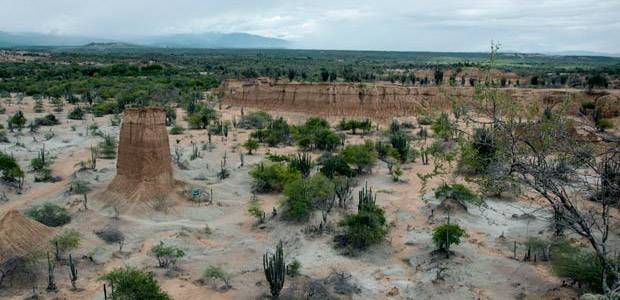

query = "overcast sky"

[{"left": 1, "top": 0, "right": 619, "bottom": 52}]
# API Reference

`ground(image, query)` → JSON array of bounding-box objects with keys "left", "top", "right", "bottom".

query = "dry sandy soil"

[{"left": 2, "top": 93, "right": 616, "bottom": 300}]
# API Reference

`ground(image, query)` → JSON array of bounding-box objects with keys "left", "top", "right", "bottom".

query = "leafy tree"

[
  {"left": 149, "top": 241, "right": 185, "bottom": 268},
  {"left": 49, "top": 229, "right": 80, "bottom": 260},
  {"left": 203, "top": 265, "right": 232, "bottom": 289},
  {"left": 434, "top": 183, "right": 483, "bottom": 208},
  {"left": 243, "top": 138, "right": 259, "bottom": 154},
  {"left": 283, "top": 173, "right": 334, "bottom": 221},
  {"left": 342, "top": 140, "right": 378, "bottom": 174},
  {"left": 26, "top": 203, "right": 71, "bottom": 227},
  {"left": 99, "top": 267, "right": 171, "bottom": 300},
  {"left": 432, "top": 223, "right": 466, "bottom": 252}
]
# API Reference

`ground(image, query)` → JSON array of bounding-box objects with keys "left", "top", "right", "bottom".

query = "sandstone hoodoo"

[
  {"left": 105, "top": 107, "right": 174, "bottom": 209},
  {"left": 0, "top": 210, "right": 54, "bottom": 263}
]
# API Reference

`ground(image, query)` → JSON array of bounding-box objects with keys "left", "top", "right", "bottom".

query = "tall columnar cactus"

[
  {"left": 358, "top": 182, "right": 376, "bottom": 212},
  {"left": 68, "top": 254, "right": 78, "bottom": 290},
  {"left": 46, "top": 252, "right": 57, "bottom": 292},
  {"left": 263, "top": 241, "right": 286, "bottom": 298}
]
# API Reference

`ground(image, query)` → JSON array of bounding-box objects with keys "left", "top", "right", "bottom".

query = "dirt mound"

[
  {"left": 105, "top": 107, "right": 175, "bottom": 211},
  {"left": 0, "top": 210, "right": 54, "bottom": 262}
]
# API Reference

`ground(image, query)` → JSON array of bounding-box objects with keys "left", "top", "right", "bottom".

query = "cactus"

[
  {"left": 263, "top": 241, "right": 286, "bottom": 298},
  {"left": 289, "top": 152, "right": 312, "bottom": 177},
  {"left": 358, "top": 182, "right": 376, "bottom": 212},
  {"left": 68, "top": 254, "right": 78, "bottom": 290},
  {"left": 46, "top": 252, "right": 57, "bottom": 292},
  {"left": 190, "top": 142, "right": 201, "bottom": 160}
]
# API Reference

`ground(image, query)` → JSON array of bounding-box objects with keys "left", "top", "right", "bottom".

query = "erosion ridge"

[{"left": 220, "top": 79, "right": 620, "bottom": 119}]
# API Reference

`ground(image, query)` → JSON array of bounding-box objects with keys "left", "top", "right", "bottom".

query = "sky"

[{"left": 1, "top": 0, "right": 619, "bottom": 53}]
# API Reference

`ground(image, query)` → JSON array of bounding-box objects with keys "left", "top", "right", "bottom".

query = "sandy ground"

[{"left": 0, "top": 96, "right": 588, "bottom": 300}]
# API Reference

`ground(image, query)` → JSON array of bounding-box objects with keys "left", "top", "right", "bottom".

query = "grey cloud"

[{"left": 0, "top": 0, "right": 618, "bottom": 52}]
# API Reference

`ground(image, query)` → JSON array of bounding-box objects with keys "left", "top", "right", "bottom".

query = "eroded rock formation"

[
  {"left": 220, "top": 79, "right": 620, "bottom": 119},
  {"left": 105, "top": 107, "right": 174, "bottom": 210},
  {"left": 0, "top": 210, "right": 54, "bottom": 263}
]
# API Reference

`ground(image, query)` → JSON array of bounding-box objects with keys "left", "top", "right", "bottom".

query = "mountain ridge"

[{"left": 0, "top": 31, "right": 288, "bottom": 49}]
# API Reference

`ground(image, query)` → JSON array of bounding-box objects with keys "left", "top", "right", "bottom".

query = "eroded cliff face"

[
  {"left": 220, "top": 79, "right": 620, "bottom": 119},
  {"left": 105, "top": 107, "right": 175, "bottom": 210}
]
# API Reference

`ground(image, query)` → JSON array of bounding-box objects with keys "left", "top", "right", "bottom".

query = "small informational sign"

[{"left": 191, "top": 188, "right": 201, "bottom": 199}]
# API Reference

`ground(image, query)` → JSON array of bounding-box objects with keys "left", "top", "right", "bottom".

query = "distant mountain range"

[{"left": 0, "top": 31, "right": 289, "bottom": 49}]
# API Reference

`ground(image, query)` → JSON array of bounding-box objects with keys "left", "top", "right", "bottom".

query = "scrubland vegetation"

[{"left": 0, "top": 45, "right": 619, "bottom": 299}]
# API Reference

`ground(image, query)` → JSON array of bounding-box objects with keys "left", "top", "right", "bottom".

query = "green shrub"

[
  {"left": 203, "top": 265, "right": 232, "bottom": 289},
  {"left": 335, "top": 185, "right": 387, "bottom": 251},
  {"left": 581, "top": 101, "right": 596, "bottom": 110},
  {"left": 92, "top": 101, "right": 117, "bottom": 117},
  {"left": 595, "top": 119, "right": 614, "bottom": 132},
  {"left": 434, "top": 183, "right": 483, "bottom": 207},
  {"left": 243, "top": 138, "right": 259, "bottom": 154},
  {"left": 238, "top": 111, "right": 272, "bottom": 129},
  {"left": 342, "top": 140, "right": 378, "bottom": 174},
  {"left": 98, "top": 134, "right": 117, "bottom": 159},
  {"left": 417, "top": 114, "right": 433, "bottom": 126},
  {"left": 49, "top": 228, "right": 80, "bottom": 259},
  {"left": 457, "top": 127, "right": 497, "bottom": 175},
  {"left": 149, "top": 241, "right": 185, "bottom": 268},
  {"left": 68, "top": 107, "right": 85, "bottom": 120},
  {"left": 250, "top": 162, "right": 301, "bottom": 193},
  {"left": 432, "top": 223, "right": 466, "bottom": 251},
  {"left": 7, "top": 111, "right": 26, "bottom": 130},
  {"left": 0, "top": 151, "right": 24, "bottom": 186},
  {"left": 169, "top": 124, "right": 184, "bottom": 135},
  {"left": 292, "top": 117, "right": 339, "bottom": 151},
  {"left": 251, "top": 117, "right": 291, "bottom": 147},
  {"left": 320, "top": 154, "right": 354, "bottom": 178},
  {"left": 26, "top": 203, "right": 71, "bottom": 227},
  {"left": 99, "top": 267, "right": 170, "bottom": 300},
  {"left": 338, "top": 119, "right": 372, "bottom": 134},
  {"left": 550, "top": 241, "right": 619, "bottom": 293},
  {"left": 431, "top": 112, "right": 454, "bottom": 140},
  {"left": 282, "top": 173, "right": 334, "bottom": 221},
  {"left": 287, "top": 259, "right": 301, "bottom": 277},
  {"left": 34, "top": 114, "right": 60, "bottom": 126},
  {"left": 390, "top": 131, "right": 411, "bottom": 162},
  {"left": 187, "top": 105, "right": 218, "bottom": 129}
]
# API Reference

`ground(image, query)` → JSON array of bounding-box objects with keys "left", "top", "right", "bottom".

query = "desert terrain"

[{"left": 0, "top": 79, "right": 617, "bottom": 300}]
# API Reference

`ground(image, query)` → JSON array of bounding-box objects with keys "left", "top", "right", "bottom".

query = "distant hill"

[
  {"left": 0, "top": 31, "right": 111, "bottom": 47},
  {"left": 138, "top": 32, "right": 288, "bottom": 49},
  {"left": 0, "top": 31, "right": 288, "bottom": 49}
]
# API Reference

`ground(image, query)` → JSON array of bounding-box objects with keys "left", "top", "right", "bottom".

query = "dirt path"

[{"left": 0, "top": 147, "right": 89, "bottom": 212}]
